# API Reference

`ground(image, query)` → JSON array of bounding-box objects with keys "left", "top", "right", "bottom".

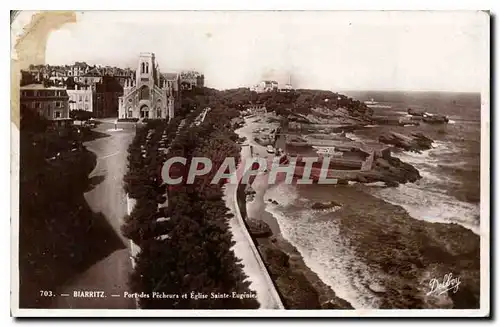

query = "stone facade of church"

[{"left": 118, "top": 52, "right": 175, "bottom": 120}]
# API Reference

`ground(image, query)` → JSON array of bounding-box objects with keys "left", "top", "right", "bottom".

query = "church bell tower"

[{"left": 136, "top": 52, "right": 155, "bottom": 89}]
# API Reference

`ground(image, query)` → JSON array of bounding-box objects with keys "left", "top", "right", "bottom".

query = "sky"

[{"left": 37, "top": 11, "right": 488, "bottom": 92}]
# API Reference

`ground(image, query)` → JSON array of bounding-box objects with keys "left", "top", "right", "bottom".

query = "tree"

[{"left": 70, "top": 109, "right": 94, "bottom": 121}]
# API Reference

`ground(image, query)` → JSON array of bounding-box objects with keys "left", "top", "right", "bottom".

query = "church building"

[{"left": 118, "top": 52, "right": 175, "bottom": 120}]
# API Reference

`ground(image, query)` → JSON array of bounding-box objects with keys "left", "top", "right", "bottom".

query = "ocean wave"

[
  {"left": 364, "top": 181, "right": 387, "bottom": 187},
  {"left": 393, "top": 140, "right": 461, "bottom": 168},
  {"left": 264, "top": 184, "right": 382, "bottom": 309},
  {"left": 367, "top": 183, "right": 479, "bottom": 234},
  {"left": 345, "top": 132, "right": 364, "bottom": 142},
  {"left": 418, "top": 169, "right": 460, "bottom": 187}
]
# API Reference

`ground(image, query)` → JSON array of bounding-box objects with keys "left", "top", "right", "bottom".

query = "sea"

[{"left": 262, "top": 91, "right": 482, "bottom": 308}]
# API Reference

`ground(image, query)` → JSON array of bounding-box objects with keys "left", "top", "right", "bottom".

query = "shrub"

[{"left": 118, "top": 118, "right": 140, "bottom": 122}]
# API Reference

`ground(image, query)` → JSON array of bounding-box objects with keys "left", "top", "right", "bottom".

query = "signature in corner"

[{"left": 426, "top": 273, "right": 461, "bottom": 296}]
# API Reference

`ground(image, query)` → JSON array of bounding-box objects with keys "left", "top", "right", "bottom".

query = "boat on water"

[{"left": 364, "top": 98, "right": 378, "bottom": 105}]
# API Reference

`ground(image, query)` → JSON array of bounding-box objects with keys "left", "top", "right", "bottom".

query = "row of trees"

[{"left": 121, "top": 94, "right": 259, "bottom": 308}]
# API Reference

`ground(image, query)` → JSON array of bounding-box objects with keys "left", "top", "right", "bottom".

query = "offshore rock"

[
  {"left": 369, "top": 283, "right": 387, "bottom": 294},
  {"left": 246, "top": 218, "right": 273, "bottom": 238},
  {"left": 379, "top": 131, "right": 433, "bottom": 153},
  {"left": 311, "top": 201, "right": 342, "bottom": 210}
]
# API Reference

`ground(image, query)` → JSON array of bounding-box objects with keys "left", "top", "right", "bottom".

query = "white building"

[
  {"left": 67, "top": 85, "right": 93, "bottom": 112},
  {"left": 118, "top": 52, "right": 174, "bottom": 120},
  {"left": 251, "top": 80, "right": 279, "bottom": 93}
]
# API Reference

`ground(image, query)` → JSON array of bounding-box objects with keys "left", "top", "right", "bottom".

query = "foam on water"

[
  {"left": 370, "top": 140, "right": 479, "bottom": 234},
  {"left": 345, "top": 132, "right": 363, "bottom": 142},
  {"left": 369, "top": 183, "right": 479, "bottom": 234},
  {"left": 392, "top": 141, "right": 457, "bottom": 167},
  {"left": 264, "top": 184, "right": 382, "bottom": 309},
  {"left": 364, "top": 181, "right": 387, "bottom": 187}
]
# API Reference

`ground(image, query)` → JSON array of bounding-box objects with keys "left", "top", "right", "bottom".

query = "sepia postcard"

[{"left": 10, "top": 10, "right": 490, "bottom": 317}]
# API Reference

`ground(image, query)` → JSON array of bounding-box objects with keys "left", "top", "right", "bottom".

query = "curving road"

[
  {"left": 222, "top": 117, "right": 284, "bottom": 309},
  {"left": 53, "top": 119, "right": 137, "bottom": 309}
]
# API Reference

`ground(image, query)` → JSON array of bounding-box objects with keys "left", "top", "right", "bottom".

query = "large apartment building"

[
  {"left": 20, "top": 84, "right": 71, "bottom": 126},
  {"left": 66, "top": 85, "right": 93, "bottom": 112}
]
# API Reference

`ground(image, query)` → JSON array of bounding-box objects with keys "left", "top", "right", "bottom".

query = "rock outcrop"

[
  {"left": 423, "top": 115, "right": 449, "bottom": 124},
  {"left": 246, "top": 218, "right": 273, "bottom": 238},
  {"left": 379, "top": 131, "right": 433, "bottom": 153},
  {"left": 407, "top": 108, "right": 425, "bottom": 116},
  {"left": 311, "top": 201, "right": 342, "bottom": 210},
  {"left": 407, "top": 108, "right": 449, "bottom": 124},
  {"left": 367, "top": 156, "right": 421, "bottom": 186}
]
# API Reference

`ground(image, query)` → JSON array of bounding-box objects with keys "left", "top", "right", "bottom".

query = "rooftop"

[
  {"left": 20, "top": 84, "right": 67, "bottom": 90},
  {"left": 82, "top": 68, "right": 102, "bottom": 77}
]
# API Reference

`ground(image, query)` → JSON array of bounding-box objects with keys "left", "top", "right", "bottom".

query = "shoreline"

[
  {"left": 241, "top": 176, "right": 353, "bottom": 309},
  {"left": 234, "top": 115, "right": 352, "bottom": 309},
  {"left": 235, "top": 113, "right": 479, "bottom": 309}
]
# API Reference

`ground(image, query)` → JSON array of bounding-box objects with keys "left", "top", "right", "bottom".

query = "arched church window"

[
  {"left": 139, "top": 85, "right": 150, "bottom": 100},
  {"left": 141, "top": 62, "right": 145, "bottom": 74},
  {"left": 146, "top": 63, "right": 149, "bottom": 74}
]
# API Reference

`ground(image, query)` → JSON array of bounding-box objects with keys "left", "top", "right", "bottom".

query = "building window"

[
  {"left": 85, "top": 95, "right": 89, "bottom": 102},
  {"left": 85, "top": 104, "right": 89, "bottom": 110},
  {"left": 127, "top": 108, "right": 132, "bottom": 118},
  {"left": 139, "top": 86, "right": 150, "bottom": 100},
  {"left": 79, "top": 95, "right": 82, "bottom": 102},
  {"left": 55, "top": 101, "right": 62, "bottom": 108},
  {"left": 33, "top": 91, "right": 38, "bottom": 96},
  {"left": 54, "top": 111, "right": 61, "bottom": 119},
  {"left": 33, "top": 102, "right": 41, "bottom": 109}
]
